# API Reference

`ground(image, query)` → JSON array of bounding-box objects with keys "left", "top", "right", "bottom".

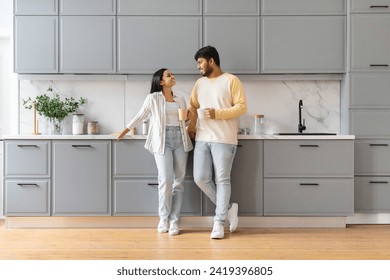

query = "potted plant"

[{"left": 23, "top": 86, "right": 86, "bottom": 134}]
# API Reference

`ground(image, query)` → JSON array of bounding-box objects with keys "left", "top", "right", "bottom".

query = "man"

[{"left": 188, "top": 46, "right": 247, "bottom": 239}]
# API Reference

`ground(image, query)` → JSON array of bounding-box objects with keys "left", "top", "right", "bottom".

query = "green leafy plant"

[{"left": 23, "top": 86, "right": 86, "bottom": 122}]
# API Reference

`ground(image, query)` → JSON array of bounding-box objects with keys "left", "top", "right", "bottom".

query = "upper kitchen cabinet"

[
  {"left": 59, "top": 16, "right": 116, "bottom": 73},
  {"left": 204, "top": 0, "right": 259, "bottom": 15},
  {"left": 117, "top": 16, "right": 201, "bottom": 74},
  {"left": 14, "top": 0, "right": 58, "bottom": 15},
  {"left": 59, "top": 0, "right": 116, "bottom": 15},
  {"left": 261, "top": 0, "right": 346, "bottom": 15},
  {"left": 261, "top": 15, "right": 346, "bottom": 73},
  {"left": 351, "top": 0, "right": 390, "bottom": 13},
  {"left": 350, "top": 14, "right": 390, "bottom": 72},
  {"left": 117, "top": 0, "right": 202, "bottom": 15},
  {"left": 14, "top": 16, "right": 58, "bottom": 73}
]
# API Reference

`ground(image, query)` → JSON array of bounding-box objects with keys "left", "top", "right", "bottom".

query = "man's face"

[{"left": 196, "top": 57, "right": 213, "bottom": 77}]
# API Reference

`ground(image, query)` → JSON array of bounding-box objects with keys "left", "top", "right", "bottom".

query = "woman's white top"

[{"left": 165, "top": 102, "right": 180, "bottom": 127}]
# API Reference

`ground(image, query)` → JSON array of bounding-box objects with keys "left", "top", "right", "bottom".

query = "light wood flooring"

[{"left": 1, "top": 220, "right": 390, "bottom": 260}]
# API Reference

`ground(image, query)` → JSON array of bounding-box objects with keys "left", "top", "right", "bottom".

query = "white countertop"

[{"left": 2, "top": 134, "right": 355, "bottom": 140}]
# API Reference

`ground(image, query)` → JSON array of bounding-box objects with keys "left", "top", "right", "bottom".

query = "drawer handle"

[
  {"left": 17, "top": 183, "right": 39, "bottom": 187},
  {"left": 71, "top": 145, "right": 92, "bottom": 148},
  {"left": 369, "top": 181, "right": 389, "bottom": 184},
  {"left": 299, "top": 183, "right": 319, "bottom": 186},
  {"left": 369, "top": 143, "right": 388, "bottom": 147},
  {"left": 370, "top": 64, "right": 389, "bottom": 67},
  {"left": 17, "top": 145, "right": 38, "bottom": 148},
  {"left": 147, "top": 183, "right": 159, "bottom": 186},
  {"left": 370, "top": 5, "right": 389, "bottom": 8},
  {"left": 299, "top": 145, "right": 319, "bottom": 147}
]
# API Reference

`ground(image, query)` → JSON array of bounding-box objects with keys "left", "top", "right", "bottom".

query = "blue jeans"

[
  {"left": 154, "top": 126, "right": 188, "bottom": 225},
  {"left": 193, "top": 141, "right": 237, "bottom": 224}
]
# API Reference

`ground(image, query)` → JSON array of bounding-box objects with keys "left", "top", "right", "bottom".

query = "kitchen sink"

[{"left": 274, "top": 132, "right": 337, "bottom": 135}]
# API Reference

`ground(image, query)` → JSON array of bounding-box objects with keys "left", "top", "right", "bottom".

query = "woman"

[{"left": 117, "top": 68, "right": 193, "bottom": 236}]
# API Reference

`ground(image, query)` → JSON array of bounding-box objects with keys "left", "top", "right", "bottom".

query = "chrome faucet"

[{"left": 298, "top": 99, "right": 306, "bottom": 133}]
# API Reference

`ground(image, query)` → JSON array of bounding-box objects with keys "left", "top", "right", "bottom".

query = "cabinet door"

[
  {"left": 355, "top": 177, "right": 390, "bottom": 212},
  {"left": 202, "top": 140, "right": 263, "bottom": 216},
  {"left": 117, "top": 16, "right": 202, "bottom": 74},
  {"left": 204, "top": 0, "right": 259, "bottom": 15},
  {"left": 117, "top": 0, "right": 202, "bottom": 15},
  {"left": 350, "top": 110, "right": 390, "bottom": 137},
  {"left": 350, "top": 73, "right": 390, "bottom": 108},
  {"left": 350, "top": 15, "right": 390, "bottom": 71},
  {"left": 52, "top": 141, "right": 110, "bottom": 215},
  {"left": 14, "top": 16, "right": 58, "bottom": 73},
  {"left": 355, "top": 139, "right": 390, "bottom": 175},
  {"left": 59, "top": 0, "right": 115, "bottom": 15},
  {"left": 4, "top": 140, "right": 50, "bottom": 177},
  {"left": 261, "top": 15, "right": 345, "bottom": 73},
  {"left": 204, "top": 17, "right": 260, "bottom": 73},
  {"left": 14, "top": 0, "right": 58, "bottom": 15},
  {"left": 264, "top": 178, "right": 354, "bottom": 216},
  {"left": 59, "top": 16, "right": 115, "bottom": 73},
  {"left": 5, "top": 179, "right": 50, "bottom": 216},
  {"left": 351, "top": 0, "right": 390, "bottom": 13},
  {"left": 261, "top": 0, "right": 346, "bottom": 15}
]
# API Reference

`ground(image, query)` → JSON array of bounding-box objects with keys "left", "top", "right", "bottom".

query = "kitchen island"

[{"left": 2, "top": 134, "right": 355, "bottom": 228}]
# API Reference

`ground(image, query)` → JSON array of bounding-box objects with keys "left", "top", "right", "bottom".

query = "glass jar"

[
  {"left": 253, "top": 114, "right": 264, "bottom": 135},
  {"left": 87, "top": 121, "right": 99, "bottom": 135}
]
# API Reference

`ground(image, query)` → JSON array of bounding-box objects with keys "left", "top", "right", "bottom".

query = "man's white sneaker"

[
  {"left": 210, "top": 223, "right": 224, "bottom": 239},
  {"left": 169, "top": 223, "right": 180, "bottom": 236},
  {"left": 227, "top": 203, "right": 239, "bottom": 232},
  {"left": 157, "top": 220, "right": 168, "bottom": 233}
]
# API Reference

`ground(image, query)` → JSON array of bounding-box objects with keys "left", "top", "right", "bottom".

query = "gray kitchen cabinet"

[
  {"left": 350, "top": 73, "right": 390, "bottom": 108},
  {"left": 355, "top": 177, "right": 390, "bottom": 212},
  {"left": 261, "top": 15, "right": 346, "bottom": 73},
  {"left": 59, "top": 16, "right": 116, "bottom": 73},
  {"left": 261, "top": 0, "right": 346, "bottom": 15},
  {"left": 354, "top": 139, "right": 390, "bottom": 176},
  {"left": 117, "top": 16, "right": 201, "bottom": 74},
  {"left": 350, "top": 110, "right": 390, "bottom": 138},
  {"left": 14, "top": 16, "right": 58, "bottom": 73},
  {"left": 204, "top": 0, "right": 259, "bottom": 15},
  {"left": 350, "top": 14, "right": 390, "bottom": 71},
  {"left": 112, "top": 140, "right": 201, "bottom": 216},
  {"left": 59, "top": 0, "right": 115, "bottom": 15},
  {"left": 263, "top": 139, "right": 354, "bottom": 216},
  {"left": 14, "top": 0, "right": 58, "bottom": 15},
  {"left": 117, "top": 0, "right": 202, "bottom": 15},
  {"left": 52, "top": 140, "right": 111, "bottom": 215},
  {"left": 351, "top": 0, "right": 390, "bottom": 13},
  {"left": 202, "top": 140, "right": 264, "bottom": 216},
  {"left": 4, "top": 179, "right": 50, "bottom": 216},
  {"left": 203, "top": 17, "right": 260, "bottom": 73}
]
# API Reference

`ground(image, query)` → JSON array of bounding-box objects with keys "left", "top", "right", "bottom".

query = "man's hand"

[{"left": 205, "top": 108, "right": 215, "bottom": 119}]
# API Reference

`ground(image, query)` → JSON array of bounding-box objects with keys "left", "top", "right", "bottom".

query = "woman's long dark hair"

[{"left": 150, "top": 68, "right": 167, "bottom": 93}]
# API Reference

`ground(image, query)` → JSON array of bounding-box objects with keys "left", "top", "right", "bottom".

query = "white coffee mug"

[{"left": 197, "top": 108, "right": 205, "bottom": 119}]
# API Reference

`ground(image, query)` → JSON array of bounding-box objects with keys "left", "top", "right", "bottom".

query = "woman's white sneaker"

[
  {"left": 210, "top": 223, "right": 224, "bottom": 239},
  {"left": 157, "top": 220, "right": 168, "bottom": 233},
  {"left": 227, "top": 203, "right": 239, "bottom": 232},
  {"left": 169, "top": 223, "right": 180, "bottom": 236}
]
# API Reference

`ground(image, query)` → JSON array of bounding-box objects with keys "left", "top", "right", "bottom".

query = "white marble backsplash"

[{"left": 19, "top": 77, "right": 340, "bottom": 135}]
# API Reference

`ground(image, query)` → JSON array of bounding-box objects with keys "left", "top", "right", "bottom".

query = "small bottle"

[
  {"left": 72, "top": 113, "right": 84, "bottom": 135},
  {"left": 254, "top": 114, "right": 264, "bottom": 135},
  {"left": 142, "top": 119, "right": 149, "bottom": 135}
]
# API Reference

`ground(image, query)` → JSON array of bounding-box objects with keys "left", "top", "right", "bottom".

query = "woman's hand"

[{"left": 116, "top": 128, "right": 130, "bottom": 140}]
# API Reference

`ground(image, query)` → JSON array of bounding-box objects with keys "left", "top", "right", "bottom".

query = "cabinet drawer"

[
  {"left": 355, "top": 177, "right": 390, "bottom": 212},
  {"left": 350, "top": 73, "right": 390, "bottom": 108},
  {"left": 14, "top": 0, "right": 58, "bottom": 15},
  {"left": 264, "top": 178, "right": 354, "bottom": 216},
  {"left": 351, "top": 0, "right": 390, "bottom": 13},
  {"left": 261, "top": 0, "right": 346, "bottom": 15},
  {"left": 264, "top": 140, "right": 354, "bottom": 177},
  {"left": 113, "top": 179, "right": 201, "bottom": 216},
  {"left": 204, "top": 0, "right": 259, "bottom": 15},
  {"left": 4, "top": 140, "right": 50, "bottom": 177},
  {"left": 350, "top": 15, "right": 390, "bottom": 71},
  {"left": 117, "top": 0, "right": 202, "bottom": 15},
  {"left": 350, "top": 110, "right": 390, "bottom": 137},
  {"left": 59, "top": 0, "right": 115, "bottom": 15},
  {"left": 355, "top": 140, "right": 390, "bottom": 175},
  {"left": 5, "top": 179, "right": 50, "bottom": 216}
]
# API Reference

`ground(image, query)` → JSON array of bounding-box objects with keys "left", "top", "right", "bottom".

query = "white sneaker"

[
  {"left": 169, "top": 223, "right": 180, "bottom": 236},
  {"left": 227, "top": 203, "right": 239, "bottom": 232},
  {"left": 210, "top": 223, "right": 224, "bottom": 239},
  {"left": 157, "top": 220, "right": 168, "bottom": 233}
]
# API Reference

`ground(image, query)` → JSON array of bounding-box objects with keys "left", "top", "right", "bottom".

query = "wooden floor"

[{"left": 1, "top": 220, "right": 390, "bottom": 260}]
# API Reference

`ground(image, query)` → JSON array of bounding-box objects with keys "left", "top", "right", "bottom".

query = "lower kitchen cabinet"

[
  {"left": 355, "top": 177, "right": 390, "bottom": 212},
  {"left": 52, "top": 140, "right": 111, "bottom": 215},
  {"left": 4, "top": 179, "right": 50, "bottom": 216},
  {"left": 113, "top": 179, "right": 201, "bottom": 216}
]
